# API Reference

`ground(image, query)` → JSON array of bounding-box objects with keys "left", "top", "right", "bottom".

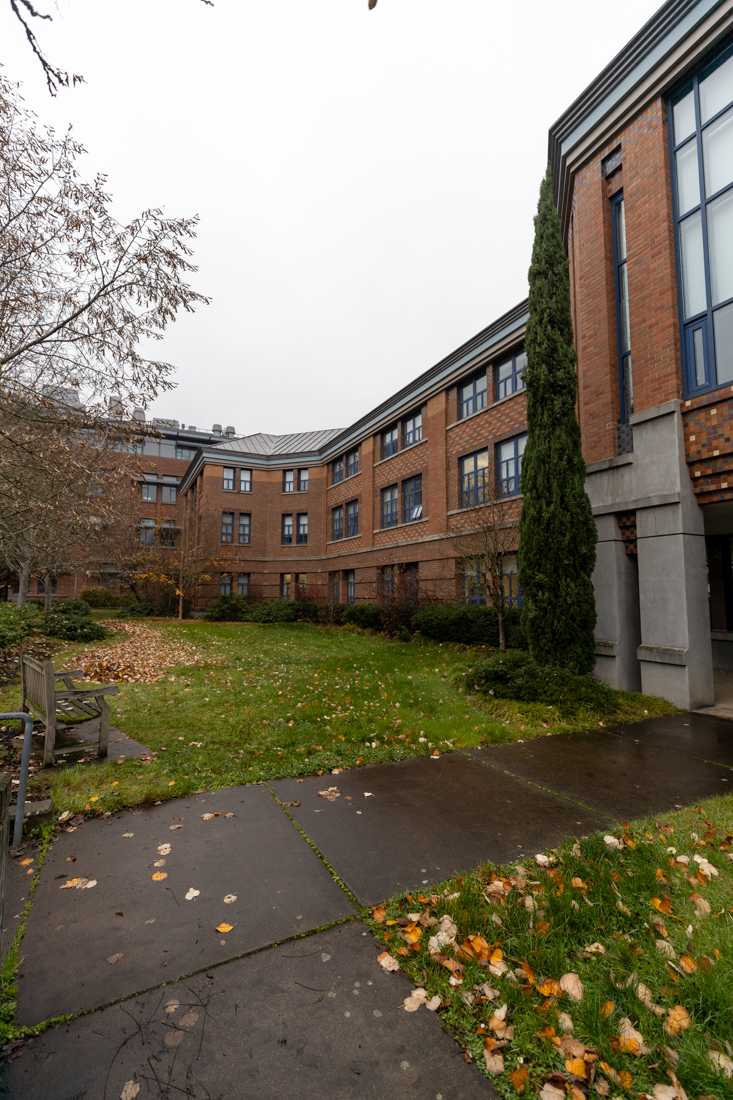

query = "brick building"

[{"left": 39, "top": 0, "right": 733, "bottom": 712}]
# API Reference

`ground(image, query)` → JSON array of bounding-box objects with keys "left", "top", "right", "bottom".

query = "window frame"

[
  {"left": 344, "top": 569, "right": 356, "bottom": 604},
  {"left": 670, "top": 41, "right": 733, "bottom": 395},
  {"left": 494, "top": 348, "right": 527, "bottom": 402},
  {"left": 381, "top": 425, "right": 399, "bottom": 459},
  {"left": 238, "top": 512, "right": 251, "bottom": 545},
  {"left": 239, "top": 468, "right": 252, "bottom": 493},
  {"left": 345, "top": 498, "right": 359, "bottom": 538},
  {"left": 402, "top": 409, "right": 423, "bottom": 448},
  {"left": 220, "top": 511, "right": 234, "bottom": 544},
  {"left": 237, "top": 573, "right": 250, "bottom": 597},
  {"left": 331, "top": 455, "right": 345, "bottom": 485},
  {"left": 401, "top": 474, "right": 423, "bottom": 523},
  {"left": 223, "top": 467, "right": 235, "bottom": 492},
  {"left": 281, "top": 513, "right": 294, "bottom": 545},
  {"left": 458, "top": 368, "right": 488, "bottom": 420},
  {"left": 611, "top": 191, "right": 634, "bottom": 422},
  {"left": 380, "top": 484, "right": 399, "bottom": 529},
  {"left": 345, "top": 448, "right": 360, "bottom": 478},
  {"left": 141, "top": 482, "right": 157, "bottom": 503},
  {"left": 459, "top": 449, "right": 490, "bottom": 508},
  {"left": 160, "top": 484, "right": 177, "bottom": 505},
  {"left": 296, "top": 512, "right": 309, "bottom": 545},
  {"left": 283, "top": 469, "right": 295, "bottom": 493},
  {"left": 298, "top": 468, "right": 309, "bottom": 492},
  {"left": 331, "top": 504, "right": 344, "bottom": 541},
  {"left": 495, "top": 432, "right": 528, "bottom": 498},
  {"left": 220, "top": 573, "right": 232, "bottom": 596}
]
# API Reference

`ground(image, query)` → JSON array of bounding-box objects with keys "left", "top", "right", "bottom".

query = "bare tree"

[{"left": 455, "top": 466, "right": 518, "bottom": 651}]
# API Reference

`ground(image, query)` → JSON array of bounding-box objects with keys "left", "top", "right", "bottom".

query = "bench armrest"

[
  {"left": 54, "top": 669, "right": 84, "bottom": 678},
  {"left": 55, "top": 685, "right": 119, "bottom": 700}
]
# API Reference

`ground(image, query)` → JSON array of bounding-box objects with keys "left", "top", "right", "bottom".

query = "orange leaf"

[
  {"left": 151, "top": 871, "right": 167, "bottom": 881},
  {"left": 650, "top": 896, "right": 673, "bottom": 914},
  {"left": 537, "top": 979, "right": 561, "bottom": 997},
  {"left": 216, "top": 922, "right": 234, "bottom": 934},
  {"left": 510, "top": 1066, "right": 529, "bottom": 1093},
  {"left": 402, "top": 922, "right": 422, "bottom": 945},
  {"left": 565, "top": 1058, "right": 587, "bottom": 1079},
  {"left": 601, "top": 1000, "right": 615, "bottom": 1018},
  {"left": 372, "top": 905, "right": 386, "bottom": 924},
  {"left": 679, "top": 954, "right": 697, "bottom": 974},
  {"left": 618, "top": 1071, "right": 633, "bottom": 1089}
]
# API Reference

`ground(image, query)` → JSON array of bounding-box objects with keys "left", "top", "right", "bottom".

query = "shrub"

[
  {"left": 42, "top": 599, "right": 107, "bottom": 641},
  {"left": 464, "top": 650, "right": 617, "bottom": 715},
  {"left": 291, "top": 600, "right": 322, "bottom": 623},
  {"left": 247, "top": 600, "right": 299, "bottom": 624},
  {"left": 380, "top": 599, "right": 417, "bottom": 637},
  {"left": 0, "top": 602, "right": 42, "bottom": 651},
  {"left": 122, "top": 600, "right": 158, "bottom": 618},
  {"left": 205, "top": 595, "right": 249, "bottom": 622},
  {"left": 413, "top": 603, "right": 526, "bottom": 648},
  {"left": 342, "top": 602, "right": 384, "bottom": 631},
  {"left": 80, "top": 587, "right": 128, "bottom": 609}
]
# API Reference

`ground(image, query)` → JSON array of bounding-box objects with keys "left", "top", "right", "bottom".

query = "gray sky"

[{"left": 4, "top": 0, "right": 661, "bottom": 436}]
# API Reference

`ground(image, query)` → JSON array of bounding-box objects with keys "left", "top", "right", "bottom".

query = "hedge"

[
  {"left": 464, "top": 649, "right": 617, "bottom": 715},
  {"left": 412, "top": 603, "right": 525, "bottom": 648}
]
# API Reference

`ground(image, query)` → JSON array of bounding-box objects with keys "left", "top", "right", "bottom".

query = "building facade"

[{"left": 49, "top": 0, "right": 733, "bottom": 713}]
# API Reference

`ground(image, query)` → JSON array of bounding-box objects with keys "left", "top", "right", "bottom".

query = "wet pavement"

[{"left": 3, "top": 711, "right": 732, "bottom": 1099}]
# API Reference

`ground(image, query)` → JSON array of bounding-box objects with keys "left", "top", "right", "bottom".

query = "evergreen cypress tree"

[{"left": 518, "top": 168, "right": 597, "bottom": 674}]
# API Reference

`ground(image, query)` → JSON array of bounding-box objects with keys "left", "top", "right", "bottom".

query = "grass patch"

[
  {"left": 368, "top": 795, "right": 733, "bottom": 1099},
  {"left": 0, "top": 620, "right": 673, "bottom": 816}
]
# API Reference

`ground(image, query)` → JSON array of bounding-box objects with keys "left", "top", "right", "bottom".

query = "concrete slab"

[
  {"left": 16, "top": 785, "right": 353, "bottom": 1025},
  {"left": 476, "top": 724, "right": 732, "bottom": 821},
  {"left": 616, "top": 712, "right": 733, "bottom": 768},
  {"left": 273, "top": 753, "right": 604, "bottom": 905},
  {"left": 3, "top": 923, "right": 493, "bottom": 1100}
]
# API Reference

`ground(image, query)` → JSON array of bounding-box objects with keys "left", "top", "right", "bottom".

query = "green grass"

[
  {"left": 0, "top": 620, "right": 673, "bottom": 816},
  {"left": 369, "top": 796, "right": 733, "bottom": 1099}
]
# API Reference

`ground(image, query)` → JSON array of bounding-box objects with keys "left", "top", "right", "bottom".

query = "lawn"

[
  {"left": 369, "top": 795, "right": 733, "bottom": 1100},
  {"left": 0, "top": 619, "right": 673, "bottom": 816}
]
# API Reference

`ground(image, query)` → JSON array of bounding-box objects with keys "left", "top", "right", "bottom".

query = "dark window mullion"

[{"left": 694, "top": 74, "right": 717, "bottom": 388}]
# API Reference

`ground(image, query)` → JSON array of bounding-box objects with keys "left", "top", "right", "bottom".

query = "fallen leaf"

[
  {"left": 510, "top": 1065, "right": 529, "bottom": 1093},
  {"left": 651, "top": 896, "right": 673, "bottom": 914},
  {"left": 604, "top": 835, "right": 623, "bottom": 849},
  {"left": 60, "top": 877, "right": 97, "bottom": 890},
  {"left": 377, "top": 951, "right": 399, "bottom": 973},
  {"left": 106, "top": 953, "right": 124, "bottom": 965},
  {"left": 565, "top": 1058, "right": 587, "bottom": 1079},
  {"left": 601, "top": 1000, "right": 615, "bottom": 1018},
  {"left": 121, "top": 832, "right": 134, "bottom": 839},
  {"left": 223, "top": 894, "right": 237, "bottom": 904},
  {"left": 619, "top": 1017, "right": 649, "bottom": 1054},
  {"left": 120, "top": 1082, "right": 140, "bottom": 1100},
  {"left": 679, "top": 954, "right": 697, "bottom": 974},
  {"left": 665, "top": 1005, "right": 691, "bottom": 1036},
  {"left": 151, "top": 871, "right": 167, "bottom": 882},
  {"left": 580, "top": 942, "right": 605, "bottom": 957},
  {"left": 19, "top": 858, "right": 33, "bottom": 867},
  {"left": 318, "top": 786, "right": 340, "bottom": 801},
  {"left": 164, "top": 1029, "right": 184, "bottom": 1048},
  {"left": 709, "top": 1050, "right": 733, "bottom": 1078},
  {"left": 690, "top": 892, "right": 711, "bottom": 917},
  {"left": 657, "top": 939, "right": 676, "bottom": 958},
  {"left": 560, "top": 972, "right": 584, "bottom": 1002},
  {"left": 164, "top": 999, "right": 179, "bottom": 1015},
  {"left": 372, "top": 905, "right": 386, "bottom": 924},
  {"left": 185, "top": 887, "right": 200, "bottom": 901},
  {"left": 558, "top": 1011, "right": 574, "bottom": 1034},
  {"left": 483, "top": 1049, "right": 504, "bottom": 1075},
  {"left": 539, "top": 1085, "right": 565, "bottom": 1100},
  {"left": 403, "top": 987, "right": 428, "bottom": 1012},
  {"left": 215, "top": 922, "right": 234, "bottom": 934},
  {"left": 157, "top": 843, "right": 171, "bottom": 856},
  {"left": 426, "top": 994, "right": 441, "bottom": 1011}
]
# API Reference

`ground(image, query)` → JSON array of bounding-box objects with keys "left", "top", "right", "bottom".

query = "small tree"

[{"left": 519, "top": 168, "right": 597, "bottom": 674}]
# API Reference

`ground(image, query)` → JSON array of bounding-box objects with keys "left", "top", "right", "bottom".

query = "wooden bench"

[{"left": 21, "top": 656, "right": 119, "bottom": 766}]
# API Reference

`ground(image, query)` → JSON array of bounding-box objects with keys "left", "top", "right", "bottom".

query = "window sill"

[
  {"left": 328, "top": 471, "right": 361, "bottom": 490},
  {"left": 374, "top": 517, "right": 429, "bottom": 534},
  {"left": 446, "top": 389, "right": 526, "bottom": 431},
  {"left": 326, "top": 534, "right": 361, "bottom": 546},
  {"left": 447, "top": 494, "right": 521, "bottom": 516},
  {"left": 281, "top": 490, "right": 309, "bottom": 495},
  {"left": 373, "top": 438, "right": 427, "bottom": 468}
]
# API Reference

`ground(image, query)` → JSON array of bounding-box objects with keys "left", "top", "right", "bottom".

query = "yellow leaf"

[
  {"left": 665, "top": 1005, "right": 691, "bottom": 1036},
  {"left": 651, "top": 896, "right": 673, "bottom": 914},
  {"left": 601, "top": 1000, "right": 615, "bottom": 1018},
  {"left": 89, "top": 795, "right": 100, "bottom": 803},
  {"left": 537, "top": 979, "right": 561, "bottom": 997},
  {"left": 151, "top": 871, "right": 168, "bottom": 881},
  {"left": 565, "top": 1058, "right": 587, "bottom": 1079},
  {"left": 216, "top": 922, "right": 234, "bottom": 934},
  {"left": 402, "top": 922, "right": 422, "bottom": 944},
  {"left": 618, "top": 1071, "right": 633, "bottom": 1089}
]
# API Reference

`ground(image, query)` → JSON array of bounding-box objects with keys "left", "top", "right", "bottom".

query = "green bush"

[
  {"left": 205, "top": 595, "right": 249, "bottom": 622},
  {"left": 247, "top": 600, "right": 299, "bottom": 624},
  {"left": 121, "top": 600, "right": 158, "bottom": 618},
  {"left": 342, "top": 603, "right": 384, "bottom": 631},
  {"left": 380, "top": 599, "right": 417, "bottom": 637},
  {"left": 0, "top": 602, "right": 42, "bottom": 651},
  {"left": 413, "top": 603, "right": 525, "bottom": 647},
  {"left": 464, "top": 650, "right": 617, "bottom": 715},
  {"left": 80, "top": 587, "right": 128, "bottom": 609},
  {"left": 43, "top": 600, "right": 106, "bottom": 641}
]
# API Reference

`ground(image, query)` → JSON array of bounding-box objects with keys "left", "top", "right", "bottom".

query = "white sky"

[{"left": 3, "top": 0, "right": 661, "bottom": 436}]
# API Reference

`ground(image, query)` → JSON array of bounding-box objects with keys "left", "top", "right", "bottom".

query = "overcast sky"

[{"left": 4, "top": 0, "right": 660, "bottom": 436}]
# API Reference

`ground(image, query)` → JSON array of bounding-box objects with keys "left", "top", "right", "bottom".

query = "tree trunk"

[
  {"left": 497, "top": 609, "right": 506, "bottom": 651},
  {"left": 15, "top": 561, "right": 30, "bottom": 607},
  {"left": 44, "top": 573, "right": 52, "bottom": 611}
]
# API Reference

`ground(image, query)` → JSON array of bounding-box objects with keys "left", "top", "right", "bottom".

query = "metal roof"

[{"left": 212, "top": 429, "right": 343, "bottom": 456}]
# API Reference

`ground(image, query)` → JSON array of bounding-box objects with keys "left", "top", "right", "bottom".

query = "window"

[
  {"left": 175, "top": 445, "right": 196, "bottom": 461},
  {"left": 281, "top": 573, "right": 293, "bottom": 599},
  {"left": 298, "top": 469, "right": 309, "bottom": 492},
  {"left": 402, "top": 410, "right": 423, "bottom": 447},
  {"left": 346, "top": 499, "right": 359, "bottom": 537},
  {"left": 240, "top": 469, "right": 252, "bottom": 492},
  {"left": 282, "top": 514, "right": 294, "bottom": 545},
  {"left": 346, "top": 448, "right": 360, "bottom": 478},
  {"left": 671, "top": 45, "right": 733, "bottom": 392},
  {"left": 611, "top": 193, "right": 633, "bottom": 423},
  {"left": 160, "top": 520, "right": 177, "bottom": 547},
  {"left": 223, "top": 467, "right": 235, "bottom": 491},
  {"left": 141, "top": 483, "right": 157, "bottom": 503},
  {"left": 331, "top": 455, "right": 345, "bottom": 484},
  {"left": 343, "top": 570, "right": 356, "bottom": 604},
  {"left": 139, "top": 518, "right": 156, "bottom": 546},
  {"left": 381, "top": 484, "right": 398, "bottom": 528},
  {"left": 495, "top": 349, "right": 527, "bottom": 401},
  {"left": 220, "top": 573, "right": 232, "bottom": 596},
  {"left": 161, "top": 485, "right": 177, "bottom": 504},
  {"left": 502, "top": 554, "right": 523, "bottom": 608},
  {"left": 296, "top": 513, "right": 309, "bottom": 544},
  {"left": 401, "top": 474, "right": 423, "bottom": 522},
  {"left": 237, "top": 573, "right": 250, "bottom": 597},
  {"left": 460, "top": 449, "right": 490, "bottom": 508},
  {"left": 382, "top": 426, "right": 399, "bottom": 459},
  {"left": 296, "top": 573, "right": 308, "bottom": 597},
  {"left": 328, "top": 571, "right": 340, "bottom": 603},
  {"left": 283, "top": 469, "right": 295, "bottom": 493},
  {"left": 381, "top": 564, "right": 397, "bottom": 600},
  {"left": 463, "top": 558, "right": 484, "bottom": 605},
  {"left": 496, "top": 433, "right": 527, "bottom": 497},
  {"left": 221, "top": 511, "right": 234, "bottom": 543},
  {"left": 458, "top": 369, "right": 488, "bottom": 419},
  {"left": 238, "top": 513, "right": 251, "bottom": 545},
  {"left": 331, "top": 505, "right": 344, "bottom": 541}
]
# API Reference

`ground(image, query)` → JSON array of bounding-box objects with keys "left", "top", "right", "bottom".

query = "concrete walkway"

[{"left": 2, "top": 712, "right": 732, "bottom": 1099}]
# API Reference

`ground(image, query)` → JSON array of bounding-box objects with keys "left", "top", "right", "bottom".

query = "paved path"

[{"left": 3, "top": 712, "right": 732, "bottom": 1099}]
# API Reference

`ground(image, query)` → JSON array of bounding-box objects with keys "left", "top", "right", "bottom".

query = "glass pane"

[
  {"left": 691, "top": 326, "right": 706, "bottom": 388},
  {"left": 708, "top": 189, "right": 733, "bottom": 304},
  {"left": 703, "top": 107, "right": 733, "bottom": 196},
  {"left": 673, "top": 90, "right": 696, "bottom": 142},
  {"left": 615, "top": 198, "right": 627, "bottom": 260},
  {"left": 676, "top": 140, "right": 700, "bottom": 213},
  {"left": 679, "top": 212, "right": 707, "bottom": 317},
  {"left": 619, "top": 263, "right": 631, "bottom": 353},
  {"left": 700, "top": 53, "right": 733, "bottom": 124},
  {"left": 714, "top": 302, "right": 733, "bottom": 383}
]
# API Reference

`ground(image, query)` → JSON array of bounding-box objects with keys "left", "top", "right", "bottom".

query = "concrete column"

[
  {"left": 593, "top": 513, "right": 641, "bottom": 692},
  {"left": 636, "top": 501, "right": 713, "bottom": 709}
]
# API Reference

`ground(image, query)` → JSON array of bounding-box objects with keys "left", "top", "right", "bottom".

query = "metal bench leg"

[{"left": 98, "top": 699, "right": 110, "bottom": 759}]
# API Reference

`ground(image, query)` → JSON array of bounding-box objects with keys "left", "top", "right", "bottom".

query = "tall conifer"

[{"left": 519, "top": 169, "right": 597, "bottom": 674}]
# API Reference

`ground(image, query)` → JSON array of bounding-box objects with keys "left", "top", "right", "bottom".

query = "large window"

[
  {"left": 160, "top": 520, "right": 178, "bottom": 547},
  {"left": 283, "top": 469, "right": 295, "bottom": 493},
  {"left": 401, "top": 474, "right": 423, "bottom": 523},
  {"left": 381, "top": 426, "right": 399, "bottom": 459},
  {"left": 496, "top": 433, "right": 527, "bottom": 497},
  {"left": 296, "top": 513, "right": 309, "bottom": 544},
  {"left": 381, "top": 484, "right": 398, "bottom": 528},
  {"left": 458, "top": 369, "right": 488, "bottom": 420},
  {"left": 281, "top": 514, "right": 293, "bottom": 545},
  {"left": 495, "top": 349, "right": 527, "bottom": 401},
  {"left": 281, "top": 573, "right": 293, "bottom": 599},
  {"left": 463, "top": 558, "right": 484, "bottom": 605},
  {"left": 381, "top": 564, "right": 397, "bottom": 600},
  {"left": 298, "top": 469, "right": 309, "bottom": 492},
  {"left": 221, "top": 511, "right": 234, "bottom": 543},
  {"left": 220, "top": 573, "right": 232, "bottom": 596},
  {"left": 346, "top": 448, "right": 360, "bottom": 478},
  {"left": 403, "top": 410, "right": 423, "bottom": 447},
  {"left": 611, "top": 193, "right": 633, "bottom": 423},
  {"left": 141, "top": 482, "right": 157, "bottom": 503},
  {"left": 346, "top": 499, "right": 359, "bottom": 537},
  {"left": 238, "top": 513, "right": 251, "bottom": 545},
  {"left": 139, "top": 518, "right": 156, "bottom": 546},
  {"left": 331, "top": 505, "right": 344, "bottom": 541},
  {"left": 671, "top": 45, "right": 733, "bottom": 393},
  {"left": 161, "top": 485, "right": 177, "bottom": 504},
  {"left": 343, "top": 570, "right": 356, "bottom": 604},
  {"left": 237, "top": 573, "right": 250, "bottom": 597},
  {"left": 223, "top": 467, "right": 235, "bottom": 491},
  {"left": 240, "top": 469, "right": 252, "bottom": 493},
  {"left": 331, "top": 455, "right": 345, "bottom": 484},
  {"left": 459, "top": 449, "right": 490, "bottom": 508},
  {"left": 175, "top": 445, "right": 196, "bottom": 461}
]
